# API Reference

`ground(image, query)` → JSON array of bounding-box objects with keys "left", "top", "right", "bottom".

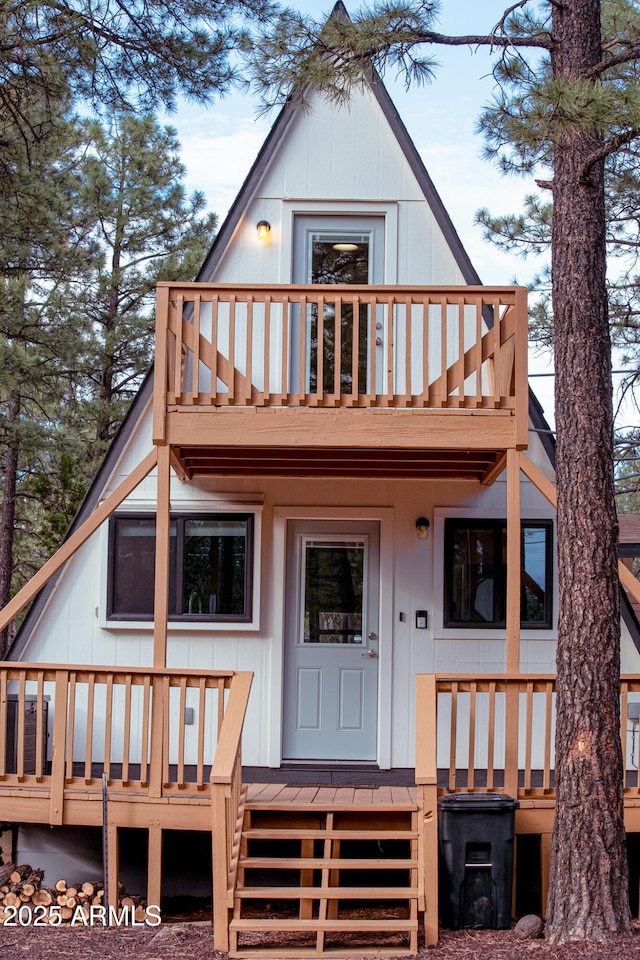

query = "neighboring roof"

[{"left": 620, "top": 515, "right": 640, "bottom": 550}]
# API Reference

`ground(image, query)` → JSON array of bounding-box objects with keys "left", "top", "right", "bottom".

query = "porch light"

[
  {"left": 332, "top": 242, "right": 359, "bottom": 252},
  {"left": 416, "top": 517, "right": 430, "bottom": 540},
  {"left": 256, "top": 220, "right": 271, "bottom": 240}
]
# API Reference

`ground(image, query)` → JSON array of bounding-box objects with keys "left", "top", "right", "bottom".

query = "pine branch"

[
  {"left": 397, "top": 28, "right": 553, "bottom": 51},
  {"left": 580, "top": 128, "right": 640, "bottom": 183},
  {"left": 585, "top": 40, "right": 640, "bottom": 79}
]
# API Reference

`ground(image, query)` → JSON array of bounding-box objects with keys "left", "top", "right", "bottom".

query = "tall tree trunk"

[
  {"left": 0, "top": 395, "right": 20, "bottom": 658},
  {"left": 545, "top": 0, "right": 631, "bottom": 941}
]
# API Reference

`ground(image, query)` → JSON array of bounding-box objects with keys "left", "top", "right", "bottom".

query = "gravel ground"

[{"left": 2, "top": 922, "right": 640, "bottom": 960}]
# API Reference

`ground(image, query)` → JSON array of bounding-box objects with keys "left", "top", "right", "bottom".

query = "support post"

[
  {"left": 415, "top": 674, "right": 439, "bottom": 946},
  {"left": 506, "top": 448, "right": 521, "bottom": 673},
  {"left": 153, "top": 444, "right": 171, "bottom": 670},
  {"left": 107, "top": 823, "right": 119, "bottom": 920},
  {"left": 49, "top": 670, "right": 69, "bottom": 826},
  {"left": 540, "top": 831, "right": 552, "bottom": 917},
  {"left": 147, "top": 826, "right": 162, "bottom": 911},
  {"left": 212, "top": 782, "right": 230, "bottom": 951}
]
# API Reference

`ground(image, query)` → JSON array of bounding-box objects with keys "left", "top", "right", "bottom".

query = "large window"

[
  {"left": 108, "top": 514, "right": 253, "bottom": 622},
  {"left": 444, "top": 519, "right": 553, "bottom": 629}
]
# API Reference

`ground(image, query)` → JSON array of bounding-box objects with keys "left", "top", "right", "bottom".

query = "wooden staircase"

[{"left": 229, "top": 784, "right": 421, "bottom": 958}]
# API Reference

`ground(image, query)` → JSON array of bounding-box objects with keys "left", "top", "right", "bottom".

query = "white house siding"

[
  {"left": 211, "top": 87, "right": 466, "bottom": 288},
  {"left": 19, "top": 396, "right": 610, "bottom": 769}
]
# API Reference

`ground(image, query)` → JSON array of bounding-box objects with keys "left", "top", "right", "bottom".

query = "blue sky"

[{"left": 165, "top": 0, "right": 558, "bottom": 421}]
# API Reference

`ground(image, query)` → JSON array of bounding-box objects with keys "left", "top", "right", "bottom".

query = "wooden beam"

[
  {"left": 165, "top": 407, "right": 517, "bottom": 451},
  {"left": 210, "top": 672, "right": 253, "bottom": 785},
  {"left": 506, "top": 449, "right": 521, "bottom": 673},
  {"left": 153, "top": 444, "right": 171, "bottom": 670},
  {"left": 147, "top": 826, "right": 162, "bottom": 909},
  {"left": 212, "top": 781, "right": 230, "bottom": 951},
  {"left": 620, "top": 561, "right": 640, "bottom": 606},
  {"left": 414, "top": 675, "right": 437, "bottom": 786},
  {"left": 415, "top": 675, "right": 438, "bottom": 945},
  {"left": 107, "top": 823, "right": 119, "bottom": 918},
  {"left": 49, "top": 669, "right": 69, "bottom": 825},
  {"left": 482, "top": 452, "right": 507, "bottom": 487},
  {"left": 153, "top": 285, "right": 169, "bottom": 444},
  {"left": 0, "top": 449, "right": 158, "bottom": 633},
  {"left": 518, "top": 451, "right": 557, "bottom": 507},
  {"left": 514, "top": 286, "right": 530, "bottom": 449}
]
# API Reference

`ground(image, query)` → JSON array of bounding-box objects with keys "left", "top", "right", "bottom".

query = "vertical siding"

[{"left": 19, "top": 430, "right": 570, "bottom": 769}]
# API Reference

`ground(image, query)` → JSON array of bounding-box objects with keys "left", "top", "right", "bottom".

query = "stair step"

[
  {"left": 236, "top": 886, "right": 419, "bottom": 899},
  {"left": 245, "top": 801, "right": 417, "bottom": 813},
  {"left": 242, "top": 828, "right": 417, "bottom": 841},
  {"left": 230, "top": 918, "right": 417, "bottom": 932},
  {"left": 230, "top": 949, "right": 414, "bottom": 959},
  {"left": 239, "top": 856, "right": 418, "bottom": 869}
]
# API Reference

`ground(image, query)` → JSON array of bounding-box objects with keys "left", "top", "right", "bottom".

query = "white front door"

[{"left": 282, "top": 521, "right": 380, "bottom": 761}]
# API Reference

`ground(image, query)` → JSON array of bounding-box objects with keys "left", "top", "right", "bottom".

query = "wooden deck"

[
  {"left": 5, "top": 665, "right": 640, "bottom": 954},
  {"left": 246, "top": 783, "right": 417, "bottom": 806},
  {"left": 153, "top": 282, "right": 529, "bottom": 473}
]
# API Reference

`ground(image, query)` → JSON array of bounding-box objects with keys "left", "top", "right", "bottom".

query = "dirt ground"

[{"left": 2, "top": 922, "right": 640, "bottom": 960}]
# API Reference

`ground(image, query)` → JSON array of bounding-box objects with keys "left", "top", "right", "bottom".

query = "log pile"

[{"left": 0, "top": 863, "right": 149, "bottom": 924}]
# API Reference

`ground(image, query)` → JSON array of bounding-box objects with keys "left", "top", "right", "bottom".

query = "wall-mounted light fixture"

[
  {"left": 256, "top": 220, "right": 271, "bottom": 241},
  {"left": 415, "top": 516, "right": 430, "bottom": 540}
]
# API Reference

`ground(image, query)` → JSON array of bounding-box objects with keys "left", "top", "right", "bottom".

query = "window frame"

[
  {"left": 443, "top": 517, "right": 554, "bottom": 630},
  {"left": 107, "top": 512, "right": 254, "bottom": 623}
]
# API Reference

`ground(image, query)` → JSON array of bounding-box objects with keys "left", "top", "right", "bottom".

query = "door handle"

[{"left": 361, "top": 649, "right": 378, "bottom": 658}]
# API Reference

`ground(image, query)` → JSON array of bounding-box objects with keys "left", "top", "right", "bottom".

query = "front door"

[{"left": 282, "top": 521, "right": 380, "bottom": 761}]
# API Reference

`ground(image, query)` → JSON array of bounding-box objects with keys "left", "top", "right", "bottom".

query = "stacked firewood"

[{"left": 0, "top": 863, "right": 148, "bottom": 924}]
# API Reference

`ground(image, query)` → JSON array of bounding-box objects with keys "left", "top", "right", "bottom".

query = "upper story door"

[{"left": 292, "top": 216, "right": 385, "bottom": 395}]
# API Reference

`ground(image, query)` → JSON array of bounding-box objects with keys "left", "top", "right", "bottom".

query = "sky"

[{"left": 164, "top": 0, "right": 558, "bottom": 420}]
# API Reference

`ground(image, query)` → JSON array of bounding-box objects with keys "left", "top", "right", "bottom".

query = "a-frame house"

[{"left": 2, "top": 10, "right": 640, "bottom": 953}]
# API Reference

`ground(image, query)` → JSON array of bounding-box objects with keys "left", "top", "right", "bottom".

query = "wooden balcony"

[
  {"left": 153, "top": 283, "right": 529, "bottom": 480},
  {"left": 2, "top": 666, "right": 640, "bottom": 951},
  {"left": 416, "top": 673, "right": 640, "bottom": 936},
  {"left": 0, "top": 662, "right": 252, "bottom": 941}
]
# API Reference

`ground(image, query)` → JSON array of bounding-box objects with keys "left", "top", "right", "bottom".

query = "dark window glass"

[
  {"left": 444, "top": 519, "right": 553, "bottom": 628},
  {"left": 182, "top": 518, "right": 248, "bottom": 617},
  {"left": 108, "top": 514, "right": 252, "bottom": 621},
  {"left": 303, "top": 541, "right": 364, "bottom": 644}
]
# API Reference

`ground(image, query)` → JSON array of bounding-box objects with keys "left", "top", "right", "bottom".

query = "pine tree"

[
  {"left": 72, "top": 110, "right": 217, "bottom": 456},
  {"left": 0, "top": 100, "right": 95, "bottom": 654}
]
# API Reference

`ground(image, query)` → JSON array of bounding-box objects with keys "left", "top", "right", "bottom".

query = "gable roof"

[{"left": 12, "top": 5, "right": 628, "bottom": 656}]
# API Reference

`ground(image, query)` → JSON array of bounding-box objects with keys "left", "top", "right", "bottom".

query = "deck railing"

[
  {"left": 154, "top": 282, "right": 527, "bottom": 422},
  {"left": 418, "top": 674, "right": 640, "bottom": 801},
  {"left": 0, "top": 663, "right": 253, "bottom": 822}
]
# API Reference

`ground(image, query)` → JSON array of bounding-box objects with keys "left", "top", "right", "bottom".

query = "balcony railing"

[
  {"left": 154, "top": 283, "right": 527, "bottom": 429},
  {"left": 0, "top": 663, "right": 252, "bottom": 809},
  {"left": 416, "top": 674, "right": 640, "bottom": 802}
]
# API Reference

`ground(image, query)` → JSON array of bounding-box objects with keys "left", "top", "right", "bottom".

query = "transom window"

[
  {"left": 444, "top": 519, "right": 553, "bottom": 629},
  {"left": 108, "top": 514, "right": 253, "bottom": 621}
]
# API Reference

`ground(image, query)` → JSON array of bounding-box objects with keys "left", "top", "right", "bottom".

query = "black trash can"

[{"left": 438, "top": 792, "right": 519, "bottom": 930}]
